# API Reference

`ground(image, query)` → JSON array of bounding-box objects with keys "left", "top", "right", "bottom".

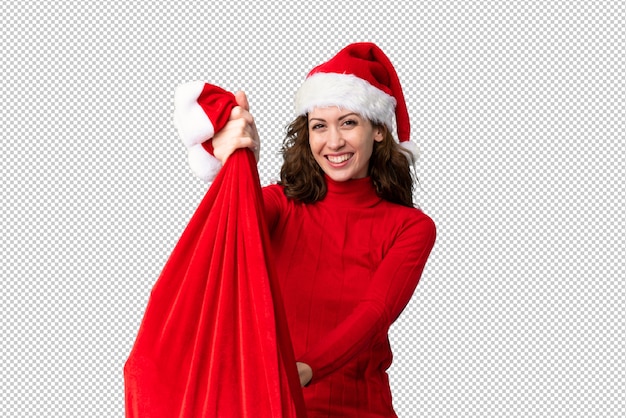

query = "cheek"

[
  {"left": 308, "top": 134, "right": 322, "bottom": 154},
  {"left": 361, "top": 147, "right": 374, "bottom": 166},
  {"left": 359, "top": 138, "right": 375, "bottom": 159}
]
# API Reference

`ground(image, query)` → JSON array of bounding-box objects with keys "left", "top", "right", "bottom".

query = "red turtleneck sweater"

[{"left": 262, "top": 176, "right": 436, "bottom": 417}]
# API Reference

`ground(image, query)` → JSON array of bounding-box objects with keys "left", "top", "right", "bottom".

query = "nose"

[{"left": 327, "top": 127, "right": 345, "bottom": 150}]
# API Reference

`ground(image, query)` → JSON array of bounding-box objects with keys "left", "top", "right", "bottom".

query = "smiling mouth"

[{"left": 326, "top": 153, "right": 353, "bottom": 164}]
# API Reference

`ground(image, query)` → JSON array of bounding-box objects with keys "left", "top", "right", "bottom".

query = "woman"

[{"left": 179, "top": 43, "right": 435, "bottom": 417}]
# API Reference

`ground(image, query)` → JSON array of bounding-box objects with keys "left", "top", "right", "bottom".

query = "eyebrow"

[{"left": 309, "top": 112, "right": 359, "bottom": 123}]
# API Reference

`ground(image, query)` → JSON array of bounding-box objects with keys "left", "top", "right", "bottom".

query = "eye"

[
  {"left": 311, "top": 123, "right": 325, "bottom": 130},
  {"left": 342, "top": 119, "right": 357, "bottom": 126}
]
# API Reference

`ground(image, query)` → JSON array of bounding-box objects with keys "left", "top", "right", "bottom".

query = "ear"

[{"left": 373, "top": 125, "right": 385, "bottom": 143}]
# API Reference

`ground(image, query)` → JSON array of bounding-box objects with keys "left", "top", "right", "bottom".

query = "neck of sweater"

[{"left": 321, "top": 175, "right": 382, "bottom": 208}]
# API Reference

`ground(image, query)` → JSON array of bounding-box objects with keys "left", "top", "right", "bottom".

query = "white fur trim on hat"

[
  {"left": 187, "top": 143, "right": 222, "bottom": 182},
  {"left": 294, "top": 73, "right": 397, "bottom": 132},
  {"left": 173, "top": 81, "right": 216, "bottom": 148}
]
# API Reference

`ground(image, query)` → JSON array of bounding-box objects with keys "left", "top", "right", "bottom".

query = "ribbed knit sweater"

[{"left": 262, "top": 175, "right": 436, "bottom": 417}]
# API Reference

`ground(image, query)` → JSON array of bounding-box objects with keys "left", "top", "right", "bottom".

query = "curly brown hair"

[{"left": 279, "top": 115, "right": 415, "bottom": 207}]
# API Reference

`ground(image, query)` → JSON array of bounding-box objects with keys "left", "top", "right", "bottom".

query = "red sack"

[{"left": 124, "top": 149, "right": 306, "bottom": 417}]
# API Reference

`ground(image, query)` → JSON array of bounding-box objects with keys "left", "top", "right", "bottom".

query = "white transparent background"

[{"left": 2, "top": 1, "right": 624, "bottom": 417}]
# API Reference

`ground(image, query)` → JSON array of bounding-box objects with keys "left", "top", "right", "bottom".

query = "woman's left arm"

[{"left": 297, "top": 214, "right": 436, "bottom": 383}]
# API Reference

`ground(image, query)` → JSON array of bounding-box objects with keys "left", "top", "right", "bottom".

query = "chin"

[
  {"left": 323, "top": 170, "right": 359, "bottom": 182},
  {"left": 327, "top": 174, "right": 350, "bottom": 182}
]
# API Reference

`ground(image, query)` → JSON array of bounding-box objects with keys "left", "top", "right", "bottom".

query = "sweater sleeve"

[
  {"left": 261, "top": 185, "right": 285, "bottom": 232},
  {"left": 298, "top": 213, "right": 436, "bottom": 382}
]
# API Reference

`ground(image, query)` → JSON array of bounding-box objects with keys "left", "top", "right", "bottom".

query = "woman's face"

[{"left": 308, "top": 107, "right": 384, "bottom": 182}]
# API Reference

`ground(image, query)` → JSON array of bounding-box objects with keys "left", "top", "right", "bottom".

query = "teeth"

[{"left": 327, "top": 154, "right": 352, "bottom": 163}]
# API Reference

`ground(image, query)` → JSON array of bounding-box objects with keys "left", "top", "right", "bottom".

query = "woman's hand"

[
  {"left": 211, "top": 90, "right": 260, "bottom": 164},
  {"left": 296, "top": 362, "right": 313, "bottom": 387}
]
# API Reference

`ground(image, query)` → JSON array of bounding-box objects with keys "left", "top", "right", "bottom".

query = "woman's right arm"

[{"left": 211, "top": 91, "right": 260, "bottom": 164}]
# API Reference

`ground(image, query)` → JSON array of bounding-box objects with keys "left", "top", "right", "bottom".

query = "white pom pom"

[{"left": 399, "top": 141, "right": 420, "bottom": 163}]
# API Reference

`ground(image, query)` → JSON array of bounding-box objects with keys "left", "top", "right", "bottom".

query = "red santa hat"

[
  {"left": 173, "top": 81, "right": 237, "bottom": 181},
  {"left": 294, "top": 42, "right": 419, "bottom": 161}
]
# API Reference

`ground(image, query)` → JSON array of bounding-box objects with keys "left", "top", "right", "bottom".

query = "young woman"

[{"left": 179, "top": 43, "right": 436, "bottom": 417}]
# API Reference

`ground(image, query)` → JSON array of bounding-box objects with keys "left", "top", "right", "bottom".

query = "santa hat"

[
  {"left": 294, "top": 42, "right": 419, "bottom": 161},
  {"left": 173, "top": 81, "right": 237, "bottom": 181}
]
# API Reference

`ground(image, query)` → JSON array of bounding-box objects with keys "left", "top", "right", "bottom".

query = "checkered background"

[{"left": 2, "top": 1, "right": 625, "bottom": 417}]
